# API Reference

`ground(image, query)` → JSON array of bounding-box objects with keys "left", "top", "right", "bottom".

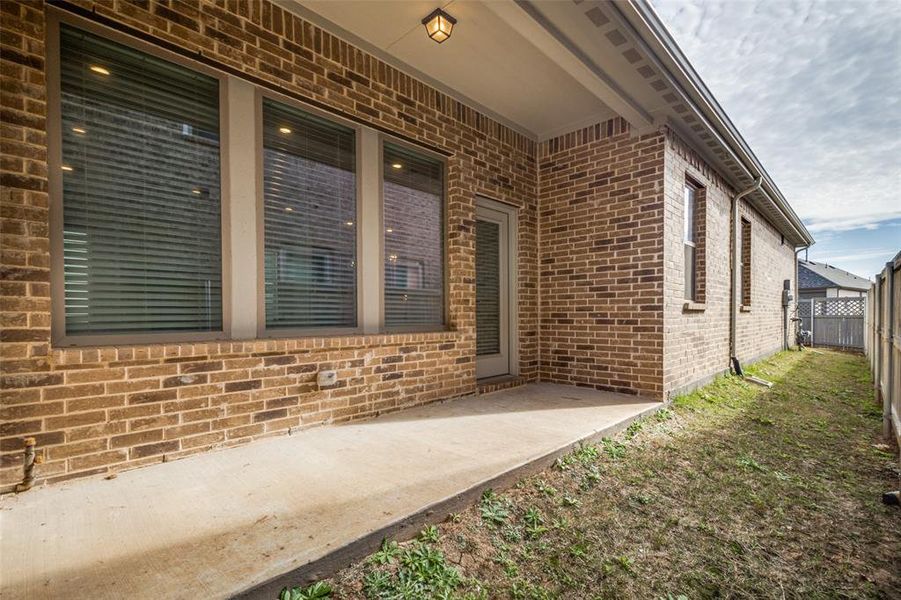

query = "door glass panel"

[{"left": 476, "top": 219, "right": 500, "bottom": 356}]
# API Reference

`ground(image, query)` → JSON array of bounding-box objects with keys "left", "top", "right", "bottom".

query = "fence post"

[
  {"left": 884, "top": 263, "right": 895, "bottom": 440},
  {"left": 810, "top": 298, "right": 815, "bottom": 347},
  {"left": 873, "top": 276, "right": 882, "bottom": 413}
]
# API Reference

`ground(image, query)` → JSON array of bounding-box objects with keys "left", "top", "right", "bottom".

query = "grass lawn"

[{"left": 282, "top": 349, "right": 900, "bottom": 599}]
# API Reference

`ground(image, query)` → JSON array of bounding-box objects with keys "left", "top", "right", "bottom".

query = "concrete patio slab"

[{"left": 0, "top": 383, "right": 659, "bottom": 599}]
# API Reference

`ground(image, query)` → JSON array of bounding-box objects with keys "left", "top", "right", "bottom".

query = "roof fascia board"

[{"left": 612, "top": 0, "right": 814, "bottom": 245}]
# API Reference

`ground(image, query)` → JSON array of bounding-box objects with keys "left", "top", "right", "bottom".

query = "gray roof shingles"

[{"left": 798, "top": 260, "right": 871, "bottom": 291}]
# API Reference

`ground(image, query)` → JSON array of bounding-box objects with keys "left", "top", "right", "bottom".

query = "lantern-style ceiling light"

[{"left": 422, "top": 8, "right": 456, "bottom": 44}]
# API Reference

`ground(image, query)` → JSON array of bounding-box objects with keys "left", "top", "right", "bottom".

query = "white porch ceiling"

[{"left": 285, "top": 0, "right": 620, "bottom": 139}]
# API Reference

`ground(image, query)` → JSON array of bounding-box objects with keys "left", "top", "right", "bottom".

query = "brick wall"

[
  {"left": 735, "top": 202, "right": 795, "bottom": 363},
  {"left": 0, "top": 0, "right": 798, "bottom": 490},
  {"left": 662, "top": 131, "right": 795, "bottom": 397},
  {"left": 537, "top": 120, "right": 665, "bottom": 397},
  {"left": 0, "top": 0, "right": 539, "bottom": 490}
]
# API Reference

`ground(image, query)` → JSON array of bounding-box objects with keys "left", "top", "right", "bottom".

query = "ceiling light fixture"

[
  {"left": 345, "top": 221, "right": 354, "bottom": 226},
  {"left": 72, "top": 127, "right": 86, "bottom": 135},
  {"left": 90, "top": 65, "right": 110, "bottom": 76},
  {"left": 284, "top": 207, "right": 294, "bottom": 212},
  {"left": 192, "top": 188, "right": 202, "bottom": 195},
  {"left": 61, "top": 165, "right": 73, "bottom": 172},
  {"left": 279, "top": 126, "right": 292, "bottom": 134},
  {"left": 422, "top": 8, "right": 456, "bottom": 44},
  {"left": 391, "top": 162, "right": 403, "bottom": 169}
]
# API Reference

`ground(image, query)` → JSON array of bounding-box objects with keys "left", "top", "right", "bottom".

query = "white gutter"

[{"left": 611, "top": 0, "right": 814, "bottom": 246}]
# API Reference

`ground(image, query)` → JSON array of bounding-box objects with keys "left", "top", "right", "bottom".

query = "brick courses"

[
  {"left": 1, "top": 0, "right": 799, "bottom": 490},
  {"left": 662, "top": 130, "right": 796, "bottom": 398},
  {"left": 537, "top": 120, "right": 665, "bottom": 397},
  {"left": 1, "top": 0, "right": 539, "bottom": 490}
]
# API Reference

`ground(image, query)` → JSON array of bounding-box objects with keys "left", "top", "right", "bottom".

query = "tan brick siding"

[
  {"left": 0, "top": 0, "right": 539, "bottom": 490},
  {"left": 663, "top": 131, "right": 796, "bottom": 398},
  {"left": 537, "top": 121, "right": 665, "bottom": 397},
  {"left": 0, "top": 0, "right": 800, "bottom": 489},
  {"left": 735, "top": 202, "right": 795, "bottom": 363}
]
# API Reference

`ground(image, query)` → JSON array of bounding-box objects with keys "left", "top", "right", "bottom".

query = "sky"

[{"left": 652, "top": 0, "right": 901, "bottom": 279}]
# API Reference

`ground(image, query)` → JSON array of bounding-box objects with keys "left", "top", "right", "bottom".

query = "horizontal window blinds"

[
  {"left": 383, "top": 143, "right": 445, "bottom": 328},
  {"left": 476, "top": 219, "right": 501, "bottom": 355},
  {"left": 59, "top": 24, "right": 222, "bottom": 335},
  {"left": 262, "top": 98, "right": 357, "bottom": 329}
]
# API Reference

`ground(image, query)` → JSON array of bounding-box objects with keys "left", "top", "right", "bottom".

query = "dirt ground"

[{"left": 282, "top": 349, "right": 900, "bottom": 599}]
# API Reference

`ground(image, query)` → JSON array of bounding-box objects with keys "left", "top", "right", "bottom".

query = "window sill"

[
  {"left": 683, "top": 301, "right": 706, "bottom": 313},
  {"left": 740, "top": 305, "right": 752, "bottom": 313}
]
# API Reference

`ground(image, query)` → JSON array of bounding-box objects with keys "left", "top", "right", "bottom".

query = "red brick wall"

[
  {"left": 0, "top": 0, "right": 539, "bottom": 490},
  {"left": 537, "top": 120, "right": 665, "bottom": 397}
]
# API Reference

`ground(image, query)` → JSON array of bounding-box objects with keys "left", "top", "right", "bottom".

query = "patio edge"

[{"left": 233, "top": 400, "right": 662, "bottom": 599}]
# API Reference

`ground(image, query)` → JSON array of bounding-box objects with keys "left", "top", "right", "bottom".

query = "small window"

[
  {"left": 683, "top": 182, "right": 698, "bottom": 301},
  {"left": 59, "top": 24, "right": 222, "bottom": 336},
  {"left": 740, "top": 218, "right": 752, "bottom": 306},
  {"left": 262, "top": 98, "right": 357, "bottom": 330},
  {"left": 383, "top": 143, "right": 445, "bottom": 329}
]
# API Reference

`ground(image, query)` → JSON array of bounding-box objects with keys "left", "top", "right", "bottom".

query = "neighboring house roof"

[{"left": 798, "top": 260, "right": 871, "bottom": 291}]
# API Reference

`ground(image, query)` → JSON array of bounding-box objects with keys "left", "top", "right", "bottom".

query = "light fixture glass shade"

[{"left": 422, "top": 8, "right": 456, "bottom": 44}]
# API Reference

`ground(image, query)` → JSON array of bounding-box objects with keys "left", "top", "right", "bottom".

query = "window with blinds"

[
  {"left": 740, "top": 218, "right": 752, "bottom": 306},
  {"left": 383, "top": 143, "right": 445, "bottom": 329},
  {"left": 262, "top": 98, "right": 357, "bottom": 330},
  {"left": 476, "top": 219, "right": 501, "bottom": 355},
  {"left": 683, "top": 182, "right": 697, "bottom": 301},
  {"left": 59, "top": 24, "right": 222, "bottom": 336}
]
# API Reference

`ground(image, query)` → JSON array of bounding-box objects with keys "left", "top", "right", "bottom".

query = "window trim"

[
  {"left": 254, "top": 87, "right": 365, "bottom": 339},
  {"left": 378, "top": 134, "right": 450, "bottom": 333},
  {"left": 740, "top": 216, "right": 753, "bottom": 307},
  {"left": 47, "top": 8, "right": 232, "bottom": 347},
  {"left": 682, "top": 178, "right": 702, "bottom": 303}
]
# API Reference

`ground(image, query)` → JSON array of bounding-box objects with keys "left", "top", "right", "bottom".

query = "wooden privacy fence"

[
  {"left": 866, "top": 251, "right": 900, "bottom": 447},
  {"left": 799, "top": 297, "right": 866, "bottom": 349}
]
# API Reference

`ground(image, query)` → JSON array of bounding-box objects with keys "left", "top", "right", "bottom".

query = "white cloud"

[{"left": 652, "top": 0, "right": 901, "bottom": 235}]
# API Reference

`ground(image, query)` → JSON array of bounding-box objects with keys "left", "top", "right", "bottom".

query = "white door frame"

[{"left": 475, "top": 197, "right": 518, "bottom": 379}]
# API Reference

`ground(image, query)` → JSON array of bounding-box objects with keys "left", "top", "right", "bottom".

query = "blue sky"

[{"left": 652, "top": 0, "right": 901, "bottom": 279}]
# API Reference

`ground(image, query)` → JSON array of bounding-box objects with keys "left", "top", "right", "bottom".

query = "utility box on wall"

[{"left": 782, "top": 279, "right": 793, "bottom": 307}]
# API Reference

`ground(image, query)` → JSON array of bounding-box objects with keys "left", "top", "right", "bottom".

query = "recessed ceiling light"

[
  {"left": 192, "top": 189, "right": 202, "bottom": 195},
  {"left": 61, "top": 165, "right": 73, "bottom": 172},
  {"left": 284, "top": 207, "right": 294, "bottom": 212},
  {"left": 391, "top": 163, "right": 403, "bottom": 169},
  {"left": 345, "top": 221, "right": 354, "bottom": 226},
  {"left": 90, "top": 65, "right": 110, "bottom": 76},
  {"left": 279, "top": 126, "right": 292, "bottom": 134},
  {"left": 72, "top": 127, "right": 86, "bottom": 135}
]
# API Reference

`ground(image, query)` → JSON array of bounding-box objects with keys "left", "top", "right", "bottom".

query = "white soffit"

[{"left": 287, "top": 0, "right": 621, "bottom": 139}]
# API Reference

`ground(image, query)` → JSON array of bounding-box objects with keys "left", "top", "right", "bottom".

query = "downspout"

[{"left": 729, "top": 176, "right": 763, "bottom": 375}]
